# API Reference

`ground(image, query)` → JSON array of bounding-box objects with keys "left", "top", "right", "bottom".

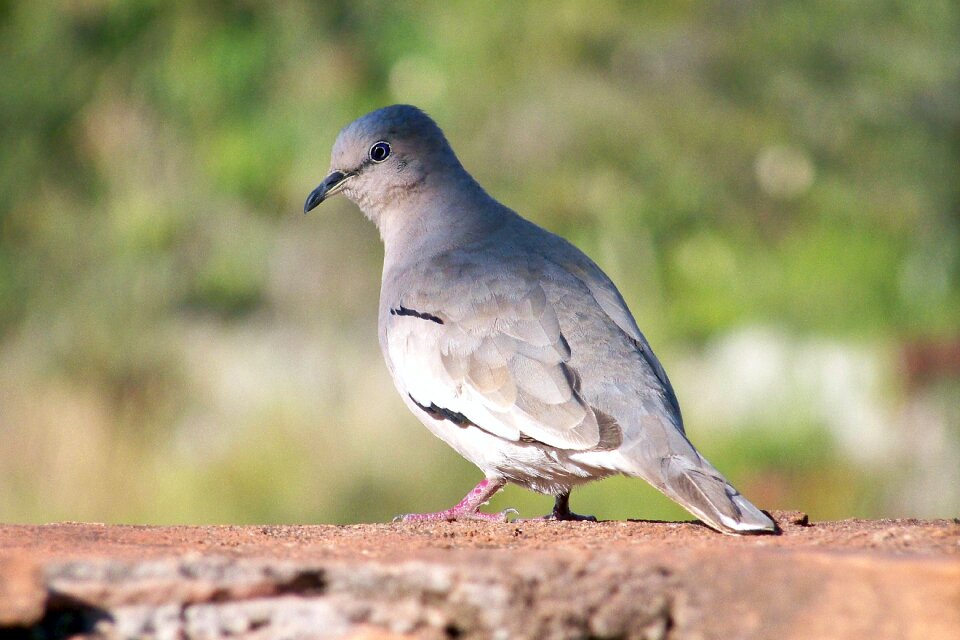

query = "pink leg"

[{"left": 394, "top": 478, "right": 516, "bottom": 523}]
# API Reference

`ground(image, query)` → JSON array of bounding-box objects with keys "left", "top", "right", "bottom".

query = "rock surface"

[{"left": 0, "top": 512, "right": 957, "bottom": 639}]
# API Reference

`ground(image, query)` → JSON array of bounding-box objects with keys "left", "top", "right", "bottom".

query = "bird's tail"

[{"left": 656, "top": 454, "right": 776, "bottom": 534}]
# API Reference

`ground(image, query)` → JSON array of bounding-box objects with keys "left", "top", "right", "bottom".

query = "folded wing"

[{"left": 386, "top": 258, "right": 606, "bottom": 450}]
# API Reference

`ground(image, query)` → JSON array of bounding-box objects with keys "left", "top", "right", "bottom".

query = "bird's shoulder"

[
  {"left": 381, "top": 218, "right": 637, "bottom": 362},
  {"left": 384, "top": 226, "right": 551, "bottom": 307}
]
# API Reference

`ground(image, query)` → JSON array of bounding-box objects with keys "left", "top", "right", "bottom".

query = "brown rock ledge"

[{"left": 0, "top": 512, "right": 957, "bottom": 639}]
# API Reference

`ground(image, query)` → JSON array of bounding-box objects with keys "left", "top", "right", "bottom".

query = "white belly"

[{"left": 397, "top": 392, "right": 617, "bottom": 495}]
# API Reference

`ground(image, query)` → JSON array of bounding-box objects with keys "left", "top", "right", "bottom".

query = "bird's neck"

[{"left": 374, "top": 170, "right": 512, "bottom": 268}]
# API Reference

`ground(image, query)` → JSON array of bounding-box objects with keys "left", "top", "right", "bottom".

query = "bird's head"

[{"left": 304, "top": 105, "right": 460, "bottom": 218}]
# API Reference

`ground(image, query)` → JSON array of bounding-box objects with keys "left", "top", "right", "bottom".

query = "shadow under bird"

[{"left": 304, "top": 105, "right": 775, "bottom": 534}]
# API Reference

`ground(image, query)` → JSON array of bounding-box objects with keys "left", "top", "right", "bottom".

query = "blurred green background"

[{"left": 1, "top": 1, "right": 958, "bottom": 525}]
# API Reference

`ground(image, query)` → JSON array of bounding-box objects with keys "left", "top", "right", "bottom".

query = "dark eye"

[{"left": 369, "top": 141, "right": 391, "bottom": 163}]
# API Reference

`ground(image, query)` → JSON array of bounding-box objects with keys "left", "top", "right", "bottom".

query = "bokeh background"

[{"left": 2, "top": 1, "right": 958, "bottom": 525}]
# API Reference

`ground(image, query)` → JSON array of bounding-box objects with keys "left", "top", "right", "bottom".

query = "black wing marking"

[
  {"left": 390, "top": 306, "right": 444, "bottom": 324},
  {"left": 410, "top": 395, "right": 475, "bottom": 427}
]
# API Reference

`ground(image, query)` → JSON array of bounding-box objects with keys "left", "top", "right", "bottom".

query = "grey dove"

[{"left": 304, "top": 104, "right": 775, "bottom": 534}]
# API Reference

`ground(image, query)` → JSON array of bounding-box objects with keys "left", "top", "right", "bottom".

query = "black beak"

[{"left": 304, "top": 170, "right": 353, "bottom": 213}]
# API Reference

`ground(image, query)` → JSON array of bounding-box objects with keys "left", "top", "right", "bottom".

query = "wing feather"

[{"left": 386, "top": 257, "right": 602, "bottom": 450}]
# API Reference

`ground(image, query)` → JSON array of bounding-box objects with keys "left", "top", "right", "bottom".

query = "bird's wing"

[
  {"left": 554, "top": 247, "right": 684, "bottom": 430},
  {"left": 384, "top": 254, "right": 608, "bottom": 451}
]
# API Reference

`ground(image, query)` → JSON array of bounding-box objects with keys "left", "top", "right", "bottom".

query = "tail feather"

[{"left": 660, "top": 456, "right": 776, "bottom": 534}]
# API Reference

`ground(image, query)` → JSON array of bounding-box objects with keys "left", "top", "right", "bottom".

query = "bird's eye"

[{"left": 369, "top": 141, "right": 391, "bottom": 163}]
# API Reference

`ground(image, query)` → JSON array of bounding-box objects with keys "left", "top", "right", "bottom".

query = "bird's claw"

[
  {"left": 559, "top": 512, "right": 597, "bottom": 522},
  {"left": 499, "top": 508, "right": 520, "bottom": 522},
  {"left": 517, "top": 512, "right": 597, "bottom": 523}
]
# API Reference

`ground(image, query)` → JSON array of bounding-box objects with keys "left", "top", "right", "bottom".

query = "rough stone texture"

[{"left": 0, "top": 512, "right": 957, "bottom": 639}]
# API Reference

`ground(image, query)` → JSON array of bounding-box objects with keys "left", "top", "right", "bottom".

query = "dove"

[{"left": 304, "top": 105, "right": 775, "bottom": 534}]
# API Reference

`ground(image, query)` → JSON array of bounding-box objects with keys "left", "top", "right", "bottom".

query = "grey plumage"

[{"left": 305, "top": 104, "right": 775, "bottom": 534}]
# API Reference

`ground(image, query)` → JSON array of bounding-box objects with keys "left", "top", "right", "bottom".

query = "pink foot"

[
  {"left": 393, "top": 478, "right": 517, "bottom": 523},
  {"left": 395, "top": 508, "right": 518, "bottom": 523}
]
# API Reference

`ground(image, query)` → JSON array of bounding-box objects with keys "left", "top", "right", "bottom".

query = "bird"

[{"left": 304, "top": 104, "right": 775, "bottom": 534}]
